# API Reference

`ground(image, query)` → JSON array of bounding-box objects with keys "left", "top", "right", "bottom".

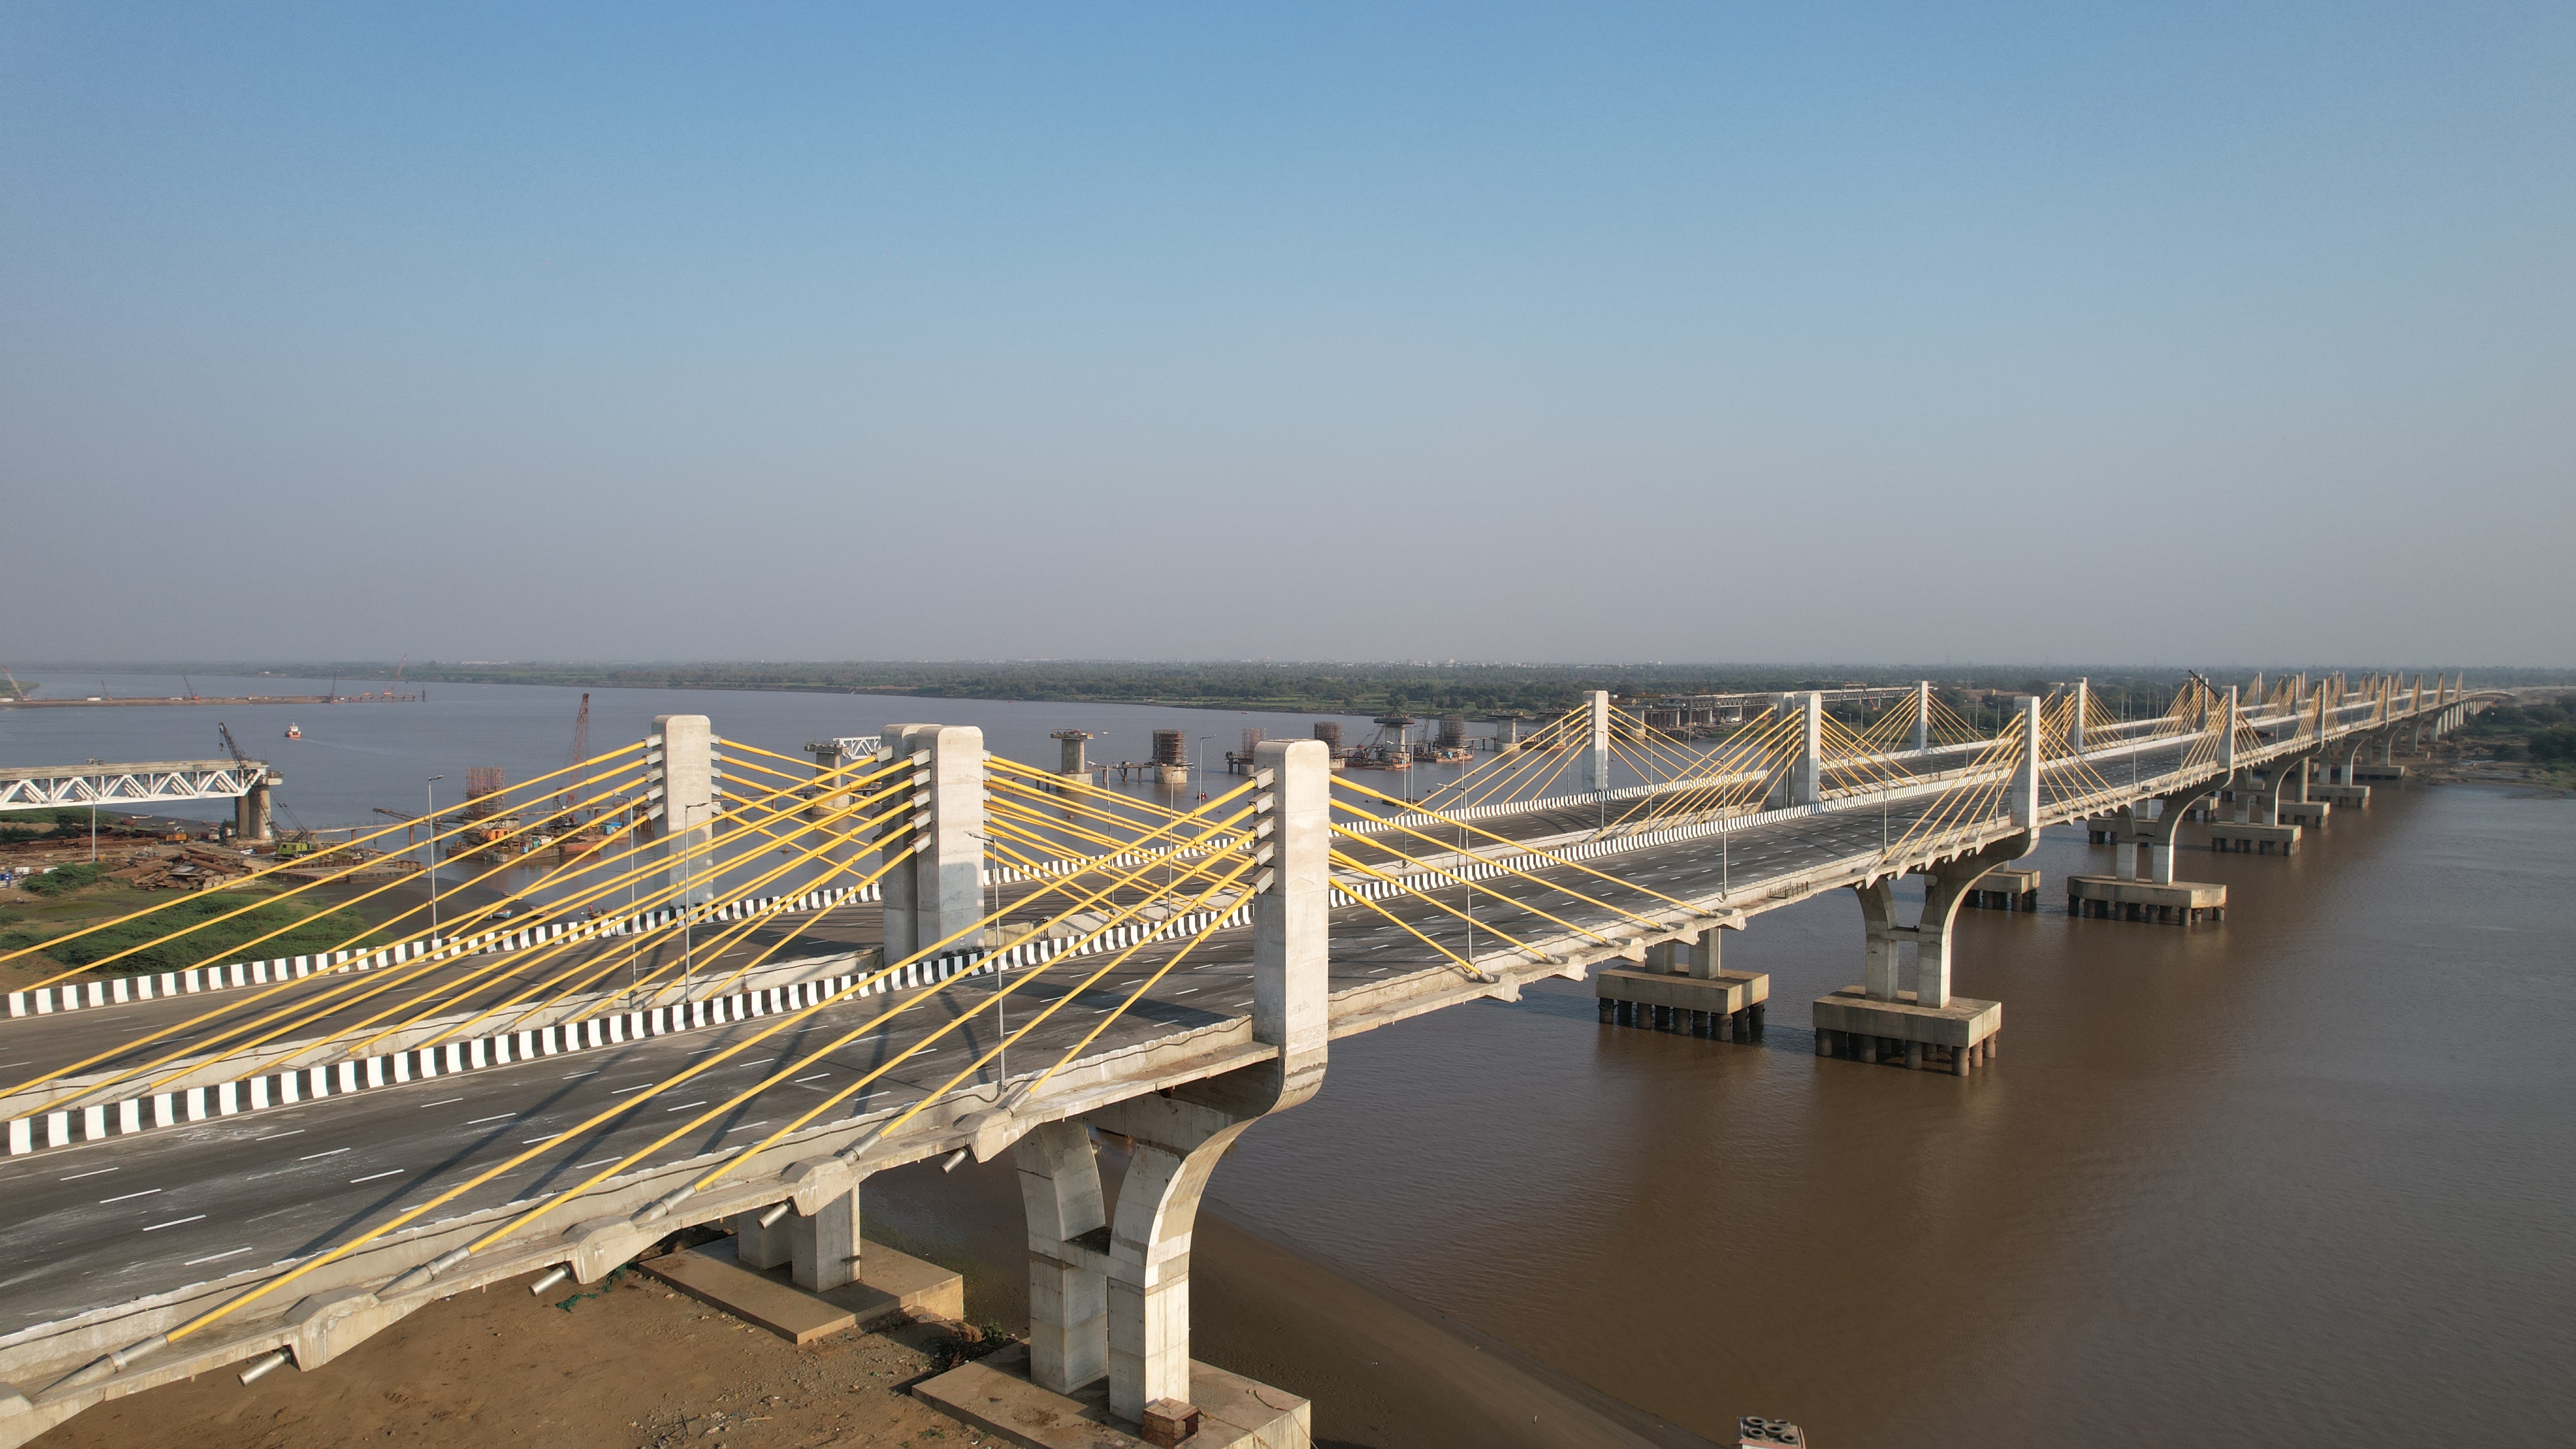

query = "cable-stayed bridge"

[{"left": 0, "top": 673, "right": 2496, "bottom": 1444}]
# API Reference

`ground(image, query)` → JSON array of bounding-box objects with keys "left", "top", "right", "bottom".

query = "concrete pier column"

[
  {"left": 236, "top": 781, "right": 274, "bottom": 844},
  {"left": 804, "top": 739, "right": 853, "bottom": 819},
  {"left": 1052, "top": 729, "right": 1095, "bottom": 780},
  {"left": 1686, "top": 925, "right": 1726, "bottom": 980},
  {"left": 1582, "top": 691, "right": 1611, "bottom": 794},
  {"left": 1093, "top": 1102, "right": 1257, "bottom": 1423},
  {"left": 790, "top": 1185, "right": 862, "bottom": 1292},
  {"left": 732, "top": 1208, "right": 791, "bottom": 1270},
  {"left": 1014, "top": 1120, "right": 1109, "bottom": 1394},
  {"left": 1910, "top": 846, "right": 2020, "bottom": 1010},
  {"left": 651, "top": 715, "right": 716, "bottom": 909},
  {"left": 1855, "top": 878, "right": 1905, "bottom": 1002},
  {"left": 1912, "top": 681, "right": 1932, "bottom": 754},
  {"left": 2111, "top": 805, "right": 2140, "bottom": 880},
  {"left": 877, "top": 724, "right": 934, "bottom": 962}
]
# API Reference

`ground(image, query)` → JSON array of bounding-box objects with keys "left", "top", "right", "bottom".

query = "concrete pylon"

[
  {"left": 1912, "top": 681, "right": 1932, "bottom": 753},
  {"left": 2070, "top": 677, "right": 2089, "bottom": 753},
  {"left": 651, "top": 715, "right": 715, "bottom": 909},
  {"left": 2011, "top": 696, "right": 2043, "bottom": 829},
  {"left": 877, "top": 723, "right": 932, "bottom": 962},
  {"left": 1248, "top": 738, "right": 1331, "bottom": 1107},
  {"left": 915, "top": 725, "right": 988, "bottom": 959},
  {"left": 1792, "top": 692, "right": 1823, "bottom": 807},
  {"left": 1582, "top": 690, "right": 1610, "bottom": 794},
  {"left": 2222, "top": 686, "right": 2239, "bottom": 776}
]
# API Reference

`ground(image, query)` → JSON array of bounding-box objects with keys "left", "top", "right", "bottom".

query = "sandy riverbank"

[{"left": 35, "top": 1167, "right": 1707, "bottom": 1449}]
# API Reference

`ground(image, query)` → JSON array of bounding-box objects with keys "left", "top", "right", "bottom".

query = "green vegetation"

[
  {"left": 19, "top": 862, "right": 106, "bottom": 897},
  {"left": 2451, "top": 696, "right": 2576, "bottom": 761},
  {"left": 183, "top": 659, "right": 2350, "bottom": 719},
  {"left": 0, "top": 888, "right": 384, "bottom": 977}
]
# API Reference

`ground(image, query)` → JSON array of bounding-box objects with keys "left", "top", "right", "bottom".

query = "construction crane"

[
  {"left": 556, "top": 692, "right": 591, "bottom": 819},
  {"left": 220, "top": 723, "right": 314, "bottom": 855},
  {"left": 0, "top": 666, "right": 27, "bottom": 701},
  {"left": 373, "top": 805, "right": 423, "bottom": 849},
  {"left": 271, "top": 799, "right": 318, "bottom": 857}
]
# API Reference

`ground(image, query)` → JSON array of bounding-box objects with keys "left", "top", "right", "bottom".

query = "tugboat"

[{"left": 284, "top": 723, "right": 303, "bottom": 739}]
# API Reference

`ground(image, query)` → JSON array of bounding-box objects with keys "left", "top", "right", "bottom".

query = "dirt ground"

[
  {"left": 34, "top": 1200, "right": 1707, "bottom": 1449},
  {"left": 40, "top": 1268, "right": 999, "bottom": 1449}
]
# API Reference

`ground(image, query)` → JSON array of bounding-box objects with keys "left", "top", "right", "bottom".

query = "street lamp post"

[
  {"left": 967, "top": 830, "right": 1003, "bottom": 1083},
  {"left": 424, "top": 776, "right": 444, "bottom": 946}
]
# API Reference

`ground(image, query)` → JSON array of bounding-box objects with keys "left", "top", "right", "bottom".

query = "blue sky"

[{"left": 5, "top": 3, "right": 2568, "bottom": 665}]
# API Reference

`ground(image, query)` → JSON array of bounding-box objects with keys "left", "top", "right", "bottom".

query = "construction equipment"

[
  {"left": 217, "top": 722, "right": 248, "bottom": 764},
  {"left": 270, "top": 799, "right": 318, "bottom": 857},
  {"left": 555, "top": 693, "right": 590, "bottom": 816}
]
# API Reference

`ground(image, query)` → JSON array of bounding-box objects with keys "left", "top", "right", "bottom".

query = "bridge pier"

[
  {"left": 1594, "top": 924, "right": 1768, "bottom": 1041},
  {"left": 1815, "top": 839, "right": 2020, "bottom": 1078},
  {"left": 1961, "top": 865, "right": 2039, "bottom": 910},
  {"left": 789, "top": 1186, "right": 863, "bottom": 1292},
  {"left": 234, "top": 781, "right": 274, "bottom": 844},
  {"left": 2075, "top": 790, "right": 2227, "bottom": 922},
  {"left": 929, "top": 738, "right": 1327, "bottom": 1443}
]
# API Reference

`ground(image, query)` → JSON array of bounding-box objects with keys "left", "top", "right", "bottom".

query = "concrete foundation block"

[
  {"left": 2066, "top": 875, "right": 2227, "bottom": 924},
  {"left": 915, "top": 1343, "right": 1309, "bottom": 1449},
  {"left": 2208, "top": 821, "right": 2301, "bottom": 855},
  {"left": 1811, "top": 987, "right": 2000, "bottom": 1078}
]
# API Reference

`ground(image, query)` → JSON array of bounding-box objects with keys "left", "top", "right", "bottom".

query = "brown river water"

[
  {"left": 874, "top": 777, "right": 2573, "bottom": 1447},
  {"left": 9, "top": 678, "right": 2568, "bottom": 1445}
]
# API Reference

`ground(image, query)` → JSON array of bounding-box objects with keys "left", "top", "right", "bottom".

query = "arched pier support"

[{"left": 1813, "top": 835, "right": 2024, "bottom": 1077}]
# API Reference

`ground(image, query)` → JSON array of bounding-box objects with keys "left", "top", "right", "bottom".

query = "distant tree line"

[{"left": 31, "top": 661, "right": 2575, "bottom": 716}]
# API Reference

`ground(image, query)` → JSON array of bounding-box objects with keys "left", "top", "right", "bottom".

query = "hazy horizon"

[{"left": 7, "top": 4, "right": 2569, "bottom": 666}]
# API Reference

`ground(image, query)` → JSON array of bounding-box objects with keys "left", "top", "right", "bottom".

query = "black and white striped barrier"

[
  {"left": 4, "top": 884, "right": 883, "bottom": 1019},
  {"left": 5, "top": 895, "right": 1252, "bottom": 1156}
]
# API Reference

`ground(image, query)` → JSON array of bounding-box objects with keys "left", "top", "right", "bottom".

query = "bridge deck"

[{"left": 0, "top": 689, "right": 2469, "bottom": 1411}]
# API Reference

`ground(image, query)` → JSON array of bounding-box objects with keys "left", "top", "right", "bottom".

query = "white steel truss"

[{"left": 0, "top": 758, "right": 275, "bottom": 812}]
